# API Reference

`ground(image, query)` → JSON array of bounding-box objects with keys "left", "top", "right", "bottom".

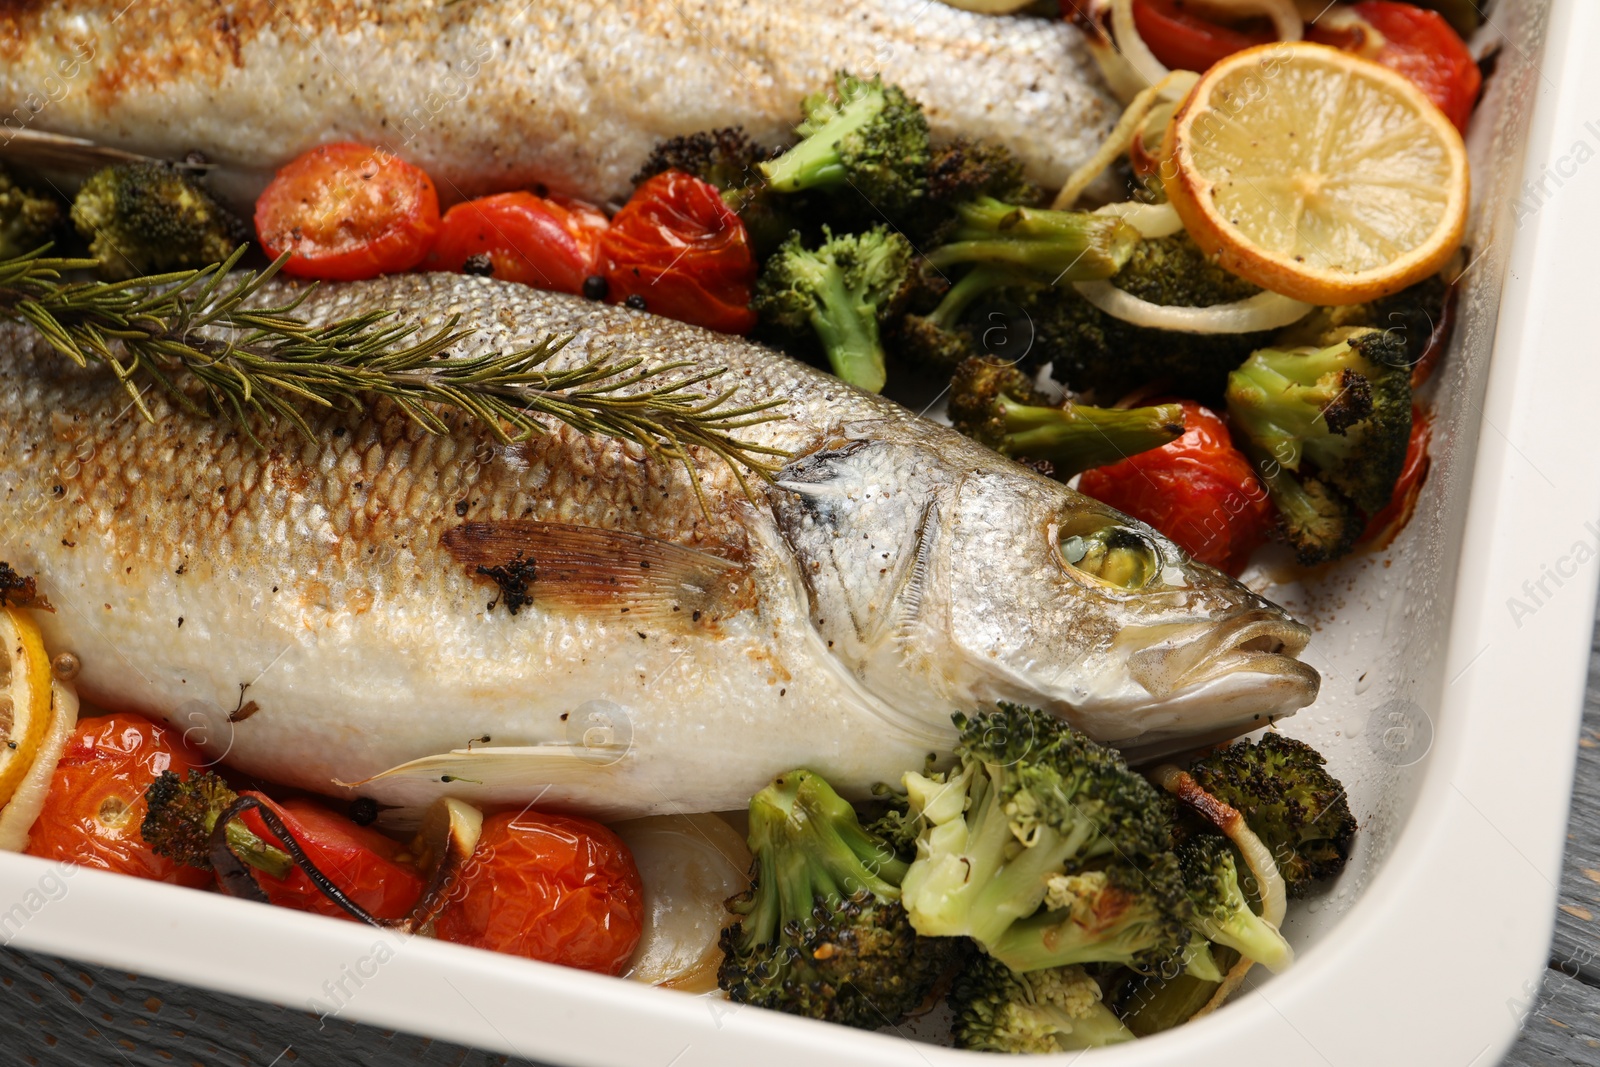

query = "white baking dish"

[{"left": 2, "top": 1, "right": 1596, "bottom": 1063}]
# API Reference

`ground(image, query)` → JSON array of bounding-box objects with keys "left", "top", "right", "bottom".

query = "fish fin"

[
  {"left": 334, "top": 745, "right": 638, "bottom": 822},
  {"left": 441, "top": 520, "right": 751, "bottom": 621},
  {"left": 0, "top": 129, "right": 211, "bottom": 185}
]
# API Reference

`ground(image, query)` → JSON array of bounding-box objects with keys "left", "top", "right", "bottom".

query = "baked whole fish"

[
  {"left": 0, "top": 274, "right": 1317, "bottom": 817},
  {"left": 0, "top": 0, "right": 1118, "bottom": 208}
]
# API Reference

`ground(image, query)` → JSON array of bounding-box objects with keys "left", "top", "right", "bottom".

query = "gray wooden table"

[{"left": 4, "top": 623, "right": 1599, "bottom": 1067}]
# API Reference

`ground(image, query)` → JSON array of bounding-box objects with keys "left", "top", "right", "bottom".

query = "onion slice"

[
  {"left": 1053, "top": 70, "right": 1199, "bottom": 210},
  {"left": 1094, "top": 200, "right": 1185, "bottom": 238},
  {"left": 1074, "top": 279, "right": 1312, "bottom": 333},
  {"left": 1111, "top": 0, "right": 1172, "bottom": 88},
  {"left": 933, "top": 0, "right": 1036, "bottom": 10},
  {"left": 0, "top": 681, "right": 79, "bottom": 853}
]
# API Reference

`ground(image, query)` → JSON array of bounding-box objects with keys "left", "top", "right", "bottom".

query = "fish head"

[{"left": 773, "top": 434, "right": 1319, "bottom": 758}]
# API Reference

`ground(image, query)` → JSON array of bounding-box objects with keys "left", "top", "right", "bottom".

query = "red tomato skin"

[
  {"left": 1077, "top": 401, "right": 1273, "bottom": 576},
  {"left": 255, "top": 142, "right": 442, "bottom": 281},
  {"left": 1131, "top": 0, "right": 1274, "bottom": 73},
  {"left": 1310, "top": 3, "right": 1480, "bottom": 131},
  {"left": 596, "top": 171, "right": 758, "bottom": 334},
  {"left": 434, "top": 810, "right": 644, "bottom": 976},
  {"left": 239, "top": 795, "right": 424, "bottom": 923},
  {"left": 423, "top": 192, "right": 609, "bottom": 294},
  {"left": 25, "top": 713, "right": 211, "bottom": 887}
]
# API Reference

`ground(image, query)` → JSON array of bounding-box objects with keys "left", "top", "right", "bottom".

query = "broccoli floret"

[
  {"left": 925, "top": 138, "right": 1043, "bottom": 210},
  {"left": 952, "top": 954, "right": 1134, "bottom": 1052},
  {"left": 994, "top": 234, "right": 1272, "bottom": 399},
  {"left": 754, "top": 226, "right": 913, "bottom": 392},
  {"left": 948, "top": 356, "right": 1185, "bottom": 478},
  {"left": 1227, "top": 328, "right": 1413, "bottom": 562},
  {"left": 1255, "top": 465, "right": 1366, "bottom": 566},
  {"left": 759, "top": 72, "right": 930, "bottom": 217},
  {"left": 987, "top": 858, "right": 1192, "bottom": 974},
  {"left": 900, "top": 704, "right": 1184, "bottom": 972},
  {"left": 633, "top": 126, "right": 772, "bottom": 193},
  {"left": 71, "top": 162, "right": 247, "bottom": 280},
  {"left": 0, "top": 167, "right": 61, "bottom": 259},
  {"left": 1188, "top": 733, "right": 1358, "bottom": 897},
  {"left": 1177, "top": 835, "right": 1293, "bottom": 973},
  {"left": 717, "top": 769, "right": 961, "bottom": 1029},
  {"left": 926, "top": 198, "right": 1139, "bottom": 283},
  {"left": 1274, "top": 275, "right": 1449, "bottom": 371},
  {"left": 140, "top": 769, "right": 290, "bottom": 876}
]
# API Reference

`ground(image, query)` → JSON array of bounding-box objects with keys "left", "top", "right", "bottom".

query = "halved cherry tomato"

[
  {"left": 596, "top": 170, "right": 758, "bottom": 334},
  {"left": 1078, "top": 400, "right": 1273, "bottom": 576},
  {"left": 26, "top": 713, "right": 211, "bottom": 887},
  {"left": 1310, "top": 2, "right": 1480, "bottom": 131},
  {"left": 434, "top": 810, "right": 644, "bottom": 975},
  {"left": 1131, "top": 0, "right": 1274, "bottom": 73},
  {"left": 255, "top": 142, "right": 442, "bottom": 280},
  {"left": 238, "top": 794, "right": 424, "bottom": 923},
  {"left": 423, "top": 192, "right": 609, "bottom": 294},
  {"left": 1360, "top": 405, "right": 1430, "bottom": 546}
]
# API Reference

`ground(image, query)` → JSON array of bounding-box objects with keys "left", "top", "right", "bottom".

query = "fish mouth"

[{"left": 1127, "top": 610, "right": 1319, "bottom": 701}]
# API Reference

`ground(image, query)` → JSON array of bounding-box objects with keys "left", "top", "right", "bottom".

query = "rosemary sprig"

[{"left": 0, "top": 246, "right": 789, "bottom": 498}]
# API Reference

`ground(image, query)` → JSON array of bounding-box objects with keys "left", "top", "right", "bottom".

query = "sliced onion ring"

[
  {"left": 1094, "top": 200, "right": 1185, "bottom": 238},
  {"left": 0, "top": 681, "right": 79, "bottom": 853},
  {"left": 1074, "top": 279, "right": 1313, "bottom": 333},
  {"left": 1053, "top": 70, "right": 1198, "bottom": 210},
  {"left": 1111, "top": 0, "right": 1172, "bottom": 88}
]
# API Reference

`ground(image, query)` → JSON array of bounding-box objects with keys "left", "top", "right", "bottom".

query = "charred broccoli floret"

[
  {"left": 717, "top": 769, "right": 961, "bottom": 1029},
  {"left": 1227, "top": 328, "right": 1413, "bottom": 563},
  {"left": 759, "top": 72, "right": 931, "bottom": 217},
  {"left": 633, "top": 126, "right": 772, "bottom": 193},
  {"left": 754, "top": 226, "right": 913, "bottom": 392},
  {"left": 1177, "top": 835, "right": 1293, "bottom": 972},
  {"left": 900, "top": 705, "right": 1187, "bottom": 975},
  {"left": 986, "top": 858, "right": 1192, "bottom": 974},
  {"left": 0, "top": 167, "right": 61, "bottom": 259},
  {"left": 71, "top": 162, "right": 246, "bottom": 279},
  {"left": 925, "top": 138, "right": 1042, "bottom": 210},
  {"left": 140, "top": 769, "right": 290, "bottom": 876},
  {"left": 952, "top": 954, "right": 1134, "bottom": 1052},
  {"left": 1188, "top": 733, "right": 1357, "bottom": 897},
  {"left": 948, "top": 356, "right": 1185, "bottom": 478}
]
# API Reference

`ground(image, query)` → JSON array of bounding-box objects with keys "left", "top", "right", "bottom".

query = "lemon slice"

[
  {"left": 1162, "top": 42, "right": 1469, "bottom": 306},
  {"left": 0, "top": 606, "right": 52, "bottom": 808}
]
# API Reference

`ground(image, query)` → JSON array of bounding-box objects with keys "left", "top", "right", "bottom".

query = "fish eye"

[{"left": 1057, "top": 524, "right": 1158, "bottom": 590}]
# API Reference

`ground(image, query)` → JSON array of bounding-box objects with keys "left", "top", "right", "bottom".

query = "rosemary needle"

[{"left": 0, "top": 246, "right": 788, "bottom": 499}]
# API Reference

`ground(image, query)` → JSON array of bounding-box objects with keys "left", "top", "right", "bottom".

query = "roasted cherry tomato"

[
  {"left": 423, "top": 191, "right": 609, "bottom": 294},
  {"left": 1310, "top": 2, "right": 1480, "bottom": 131},
  {"left": 26, "top": 712, "right": 211, "bottom": 887},
  {"left": 1360, "top": 405, "right": 1431, "bottom": 546},
  {"left": 1131, "top": 0, "right": 1274, "bottom": 73},
  {"left": 255, "top": 142, "right": 442, "bottom": 280},
  {"left": 596, "top": 170, "right": 758, "bottom": 334},
  {"left": 435, "top": 810, "right": 644, "bottom": 975},
  {"left": 1077, "top": 400, "right": 1273, "bottom": 576},
  {"left": 238, "top": 794, "right": 424, "bottom": 923}
]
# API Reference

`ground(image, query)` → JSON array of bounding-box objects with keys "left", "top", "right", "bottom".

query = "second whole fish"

[
  {"left": 0, "top": 0, "right": 1119, "bottom": 208},
  {"left": 0, "top": 273, "right": 1318, "bottom": 818}
]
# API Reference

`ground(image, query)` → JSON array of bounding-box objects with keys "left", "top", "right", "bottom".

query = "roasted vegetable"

[
  {"left": 900, "top": 705, "right": 1187, "bottom": 974},
  {"left": 1187, "top": 733, "right": 1358, "bottom": 897},
  {"left": 718, "top": 769, "right": 961, "bottom": 1028},
  {"left": 754, "top": 225, "right": 913, "bottom": 392},
  {"left": 948, "top": 356, "right": 1185, "bottom": 478},
  {"left": 951, "top": 953, "right": 1134, "bottom": 1052},
  {"left": 1227, "top": 327, "right": 1413, "bottom": 564},
  {"left": 0, "top": 166, "right": 61, "bottom": 260},
  {"left": 1177, "top": 834, "right": 1293, "bottom": 973},
  {"left": 759, "top": 72, "right": 931, "bottom": 217},
  {"left": 74, "top": 162, "right": 246, "bottom": 279}
]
